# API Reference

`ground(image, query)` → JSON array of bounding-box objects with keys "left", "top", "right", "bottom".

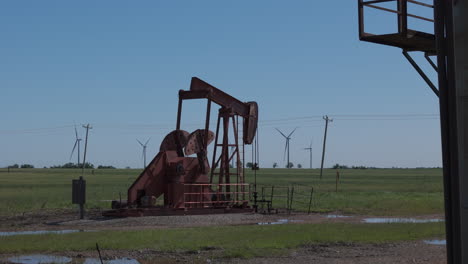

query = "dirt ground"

[
  {"left": 0, "top": 242, "right": 447, "bottom": 264},
  {"left": 0, "top": 209, "right": 447, "bottom": 264},
  {"left": 226, "top": 242, "right": 446, "bottom": 264},
  {"left": 0, "top": 209, "right": 444, "bottom": 231}
]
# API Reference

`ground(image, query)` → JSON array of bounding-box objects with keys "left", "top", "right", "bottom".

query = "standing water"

[
  {"left": 362, "top": 218, "right": 443, "bottom": 224},
  {"left": 7, "top": 255, "right": 72, "bottom": 264},
  {"left": 0, "top": 230, "right": 83, "bottom": 237}
]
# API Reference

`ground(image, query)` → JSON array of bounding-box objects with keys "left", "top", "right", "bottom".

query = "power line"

[{"left": 0, "top": 114, "right": 441, "bottom": 135}]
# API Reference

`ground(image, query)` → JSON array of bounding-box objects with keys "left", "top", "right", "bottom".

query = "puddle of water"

[
  {"left": 362, "top": 218, "right": 444, "bottom": 224},
  {"left": 257, "top": 219, "right": 303, "bottom": 225},
  {"left": 84, "top": 258, "right": 140, "bottom": 264},
  {"left": 0, "top": 230, "right": 84, "bottom": 237},
  {"left": 424, "top": 239, "right": 446, "bottom": 245},
  {"left": 7, "top": 255, "right": 72, "bottom": 264},
  {"left": 326, "top": 215, "right": 351, "bottom": 218}
]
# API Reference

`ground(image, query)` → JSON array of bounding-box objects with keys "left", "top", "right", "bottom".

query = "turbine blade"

[
  {"left": 145, "top": 137, "right": 151, "bottom": 146},
  {"left": 70, "top": 140, "right": 78, "bottom": 160},
  {"left": 288, "top": 127, "right": 298, "bottom": 138},
  {"left": 136, "top": 139, "right": 144, "bottom": 147},
  {"left": 74, "top": 125, "right": 78, "bottom": 139},
  {"left": 309, "top": 139, "right": 313, "bottom": 148},
  {"left": 275, "top": 128, "right": 287, "bottom": 138}
]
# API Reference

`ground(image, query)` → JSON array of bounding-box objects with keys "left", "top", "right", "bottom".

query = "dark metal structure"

[
  {"left": 105, "top": 77, "right": 258, "bottom": 217},
  {"left": 358, "top": 0, "right": 439, "bottom": 95},
  {"left": 358, "top": 0, "right": 467, "bottom": 263},
  {"left": 358, "top": 0, "right": 435, "bottom": 53}
]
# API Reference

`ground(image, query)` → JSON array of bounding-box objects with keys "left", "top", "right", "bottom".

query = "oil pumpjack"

[{"left": 105, "top": 77, "right": 258, "bottom": 217}]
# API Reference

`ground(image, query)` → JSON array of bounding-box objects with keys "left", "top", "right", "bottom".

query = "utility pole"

[
  {"left": 82, "top": 124, "right": 92, "bottom": 175},
  {"left": 309, "top": 146, "right": 312, "bottom": 169},
  {"left": 304, "top": 140, "right": 313, "bottom": 169},
  {"left": 320, "top": 116, "right": 332, "bottom": 179},
  {"left": 77, "top": 139, "right": 81, "bottom": 166},
  {"left": 77, "top": 123, "right": 91, "bottom": 220}
]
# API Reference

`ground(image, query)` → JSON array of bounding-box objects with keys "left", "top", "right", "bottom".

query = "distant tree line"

[
  {"left": 49, "top": 163, "right": 116, "bottom": 169},
  {"left": 4, "top": 163, "right": 119, "bottom": 169},
  {"left": 332, "top": 163, "right": 377, "bottom": 169},
  {"left": 97, "top": 165, "right": 116, "bottom": 169},
  {"left": 6, "top": 164, "right": 34, "bottom": 169},
  {"left": 50, "top": 162, "right": 95, "bottom": 169}
]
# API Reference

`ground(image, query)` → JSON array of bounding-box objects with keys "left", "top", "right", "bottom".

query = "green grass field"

[
  {"left": 0, "top": 222, "right": 445, "bottom": 258},
  {"left": 0, "top": 168, "right": 443, "bottom": 216},
  {"left": 0, "top": 168, "right": 446, "bottom": 259}
]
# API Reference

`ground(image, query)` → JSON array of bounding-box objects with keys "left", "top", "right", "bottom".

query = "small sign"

[{"left": 72, "top": 178, "right": 86, "bottom": 204}]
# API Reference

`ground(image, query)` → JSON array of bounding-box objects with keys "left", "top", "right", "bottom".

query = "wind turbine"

[
  {"left": 230, "top": 146, "right": 235, "bottom": 168},
  {"left": 276, "top": 127, "right": 297, "bottom": 169},
  {"left": 137, "top": 138, "right": 151, "bottom": 168},
  {"left": 70, "top": 125, "right": 82, "bottom": 165},
  {"left": 304, "top": 140, "right": 313, "bottom": 169}
]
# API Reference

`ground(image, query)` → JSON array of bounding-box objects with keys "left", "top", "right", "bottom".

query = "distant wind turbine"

[
  {"left": 276, "top": 127, "right": 297, "bottom": 169},
  {"left": 70, "top": 125, "right": 82, "bottom": 165},
  {"left": 137, "top": 138, "right": 151, "bottom": 168},
  {"left": 304, "top": 140, "right": 313, "bottom": 169}
]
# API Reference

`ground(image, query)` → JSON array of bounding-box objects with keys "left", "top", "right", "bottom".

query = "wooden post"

[
  {"left": 336, "top": 170, "right": 340, "bottom": 192},
  {"left": 308, "top": 187, "right": 314, "bottom": 214},
  {"left": 289, "top": 186, "right": 294, "bottom": 215},
  {"left": 270, "top": 186, "right": 275, "bottom": 208}
]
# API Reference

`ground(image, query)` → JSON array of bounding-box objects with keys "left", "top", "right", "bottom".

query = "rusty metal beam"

[
  {"left": 184, "top": 77, "right": 251, "bottom": 117},
  {"left": 402, "top": 50, "right": 439, "bottom": 97},
  {"left": 407, "top": 13, "right": 434, "bottom": 22},
  {"left": 425, "top": 53, "right": 438, "bottom": 72},
  {"left": 363, "top": 0, "right": 394, "bottom": 4},
  {"left": 366, "top": 4, "right": 400, "bottom": 14},
  {"left": 408, "top": 0, "right": 434, "bottom": 8}
]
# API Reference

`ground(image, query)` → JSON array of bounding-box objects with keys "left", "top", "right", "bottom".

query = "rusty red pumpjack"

[{"left": 103, "top": 77, "right": 258, "bottom": 217}]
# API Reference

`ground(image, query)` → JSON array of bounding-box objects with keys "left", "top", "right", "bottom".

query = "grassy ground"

[
  {"left": 253, "top": 168, "right": 443, "bottom": 215},
  {"left": 0, "top": 222, "right": 445, "bottom": 258},
  {"left": 0, "top": 168, "right": 443, "bottom": 216}
]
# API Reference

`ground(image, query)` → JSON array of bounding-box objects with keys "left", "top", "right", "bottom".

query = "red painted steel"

[{"left": 105, "top": 77, "right": 258, "bottom": 217}]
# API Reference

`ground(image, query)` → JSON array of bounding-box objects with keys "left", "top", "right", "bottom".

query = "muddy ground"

[
  {"left": 0, "top": 242, "right": 447, "bottom": 264},
  {"left": 0, "top": 209, "right": 444, "bottom": 231},
  {"left": 0, "top": 209, "right": 447, "bottom": 264}
]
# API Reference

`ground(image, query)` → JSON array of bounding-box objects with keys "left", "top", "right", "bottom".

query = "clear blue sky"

[{"left": 0, "top": 1, "right": 441, "bottom": 169}]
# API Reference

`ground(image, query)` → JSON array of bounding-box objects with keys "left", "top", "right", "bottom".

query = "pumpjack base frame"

[{"left": 102, "top": 206, "right": 254, "bottom": 218}]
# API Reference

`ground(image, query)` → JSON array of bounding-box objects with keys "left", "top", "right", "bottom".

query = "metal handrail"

[
  {"left": 407, "top": 0, "right": 433, "bottom": 8},
  {"left": 182, "top": 183, "right": 251, "bottom": 208},
  {"left": 184, "top": 183, "right": 249, "bottom": 186},
  {"left": 184, "top": 191, "right": 249, "bottom": 195},
  {"left": 362, "top": 0, "right": 434, "bottom": 23},
  {"left": 366, "top": 4, "right": 401, "bottom": 14},
  {"left": 184, "top": 200, "right": 249, "bottom": 204}
]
